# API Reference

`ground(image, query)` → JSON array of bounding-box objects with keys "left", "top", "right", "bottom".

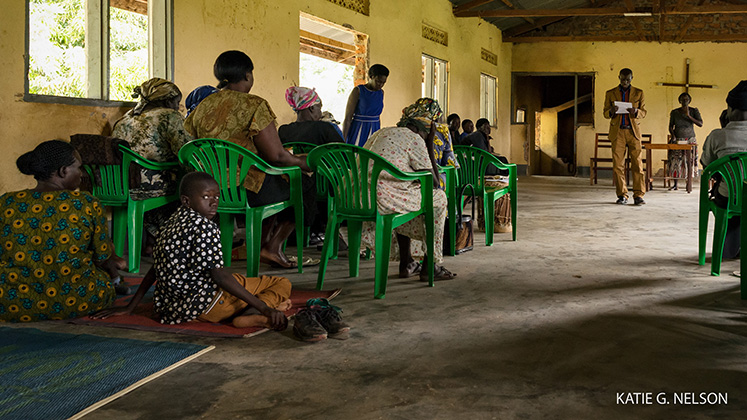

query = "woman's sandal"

[
  {"left": 420, "top": 265, "right": 457, "bottom": 282},
  {"left": 398, "top": 261, "right": 422, "bottom": 278}
]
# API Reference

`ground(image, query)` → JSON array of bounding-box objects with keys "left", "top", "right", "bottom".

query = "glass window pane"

[
  {"left": 28, "top": 0, "right": 87, "bottom": 98},
  {"left": 109, "top": 3, "right": 148, "bottom": 101}
]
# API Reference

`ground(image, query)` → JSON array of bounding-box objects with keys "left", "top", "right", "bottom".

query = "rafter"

[
  {"left": 455, "top": 4, "right": 747, "bottom": 18},
  {"left": 453, "top": 0, "right": 495, "bottom": 14}
]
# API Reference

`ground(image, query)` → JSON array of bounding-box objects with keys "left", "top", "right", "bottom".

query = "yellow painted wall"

[
  {"left": 1, "top": 0, "right": 510, "bottom": 193},
  {"left": 172, "top": 0, "right": 511, "bottom": 153},
  {"left": 512, "top": 41, "right": 747, "bottom": 173},
  {"left": 0, "top": 1, "right": 128, "bottom": 192}
]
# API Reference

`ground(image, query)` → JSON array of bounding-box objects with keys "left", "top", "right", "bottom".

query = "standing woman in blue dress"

[{"left": 342, "top": 64, "right": 389, "bottom": 147}]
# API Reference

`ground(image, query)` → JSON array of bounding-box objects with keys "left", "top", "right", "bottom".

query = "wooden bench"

[{"left": 590, "top": 133, "right": 652, "bottom": 186}]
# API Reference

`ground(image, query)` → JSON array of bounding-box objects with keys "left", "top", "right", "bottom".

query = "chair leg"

[
  {"left": 698, "top": 207, "right": 710, "bottom": 266},
  {"left": 219, "top": 213, "right": 234, "bottom": 268},
  {"left": 445, "top": 195, "right": 457, "bottom": 257},
  {"left": 111, "top": 207, "right": 127, "bottom": 258},
  {"left": 316, "top": 215, "right": 338, "bottom": 291},
  {"left": 425, "top": 208, "right": 435, "bottom": 288},
  {"left": 710, "top": 212, "right": 728, "bottom": 276},
  {"left": 510, "top": 188, "right": 517, "bottom": 242},
  {"left": 126, "top": 203, "right": 145, "bottom": 274},
  {"left": 294, "top": 205, "right": 304, "bottom": 275},
  {"left": 346, "top": 221, "right": 363, "bottom": 278},
  {"left": 374, "top": 218, "right": 393, "bottom": 299},
  {"left": 246, "top": 212, "right": 264, "bottom": 278},
  {"left": 484, "top": 195, "right": 496, "bottom": 246}
]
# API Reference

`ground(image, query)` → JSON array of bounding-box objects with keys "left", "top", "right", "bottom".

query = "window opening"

[{"left": 421, "top": 54, "right": 448, "bottom": 113}]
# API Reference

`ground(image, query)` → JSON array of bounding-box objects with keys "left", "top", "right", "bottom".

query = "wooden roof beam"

[
  {"left": 455, "top": 4, "right": 747, "bottom": 18},
  {"left": 453, "top": 0, "right": 495, "bottom": 14}
]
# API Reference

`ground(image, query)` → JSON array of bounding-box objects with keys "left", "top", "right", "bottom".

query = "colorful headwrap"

[
  {"left": 285, "top": 86, "right": 321, "bottom": 112},
  {"left": 397, "top": 98, "right": 444, "bottom": 133},
  {"left": 185, "top": 85, "right": 219, "bottom": 116},
  {"left": 726, "top": 80, "right": 747, "bottom": 111},
  {"left": 131, "top": 77, "right": 181, "bottom": 115}
]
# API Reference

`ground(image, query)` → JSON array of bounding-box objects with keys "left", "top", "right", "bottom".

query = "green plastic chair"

[
  {"left": 698, "top": 152, "right": 747, "bottom": 276},
  {"left": 82, "top": 145, "right": 180, "bottom": 273},
  {"left": 179, "top": 138, "right": 304, "bottom": 277},
  {"left": 742, "top": 180, "right": 747, "bottom": 298},
  {"left": 307, "top": 143, "right": 435, "bottom": 299},
  {"left": 284, "top": 141, "right": 318, "bottom": 155},
  {"left": 453, "top": 145, "right": 517, "bottom": 245}
]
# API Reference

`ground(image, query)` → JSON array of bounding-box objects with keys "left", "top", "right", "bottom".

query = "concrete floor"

[{"left": 10, "top": 176, "right": 747, "bottom": 419}]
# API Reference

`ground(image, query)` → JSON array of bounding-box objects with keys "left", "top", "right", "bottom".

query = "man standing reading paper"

[{"left": 603, "top": 68, "right": 647, "bottom": 205}]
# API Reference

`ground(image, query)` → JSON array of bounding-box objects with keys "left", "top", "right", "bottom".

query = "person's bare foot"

[
  {"left": 259, "top": 249, "right": 296, "bottom": 269},
  {"left": 276, "top": 299, "right": 292, "bottom": 312},
  {"left": 232, "top": 314, "right": 270, "bottom": 328}
]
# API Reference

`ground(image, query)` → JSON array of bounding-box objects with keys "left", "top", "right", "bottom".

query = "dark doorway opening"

[{"left": 512, "top": 73, "right": 594, "bottom": 176}]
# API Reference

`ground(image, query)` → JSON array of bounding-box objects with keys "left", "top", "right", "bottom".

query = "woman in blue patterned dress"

[
  {"left": 342, "top": 64, "right": 389, "bottom": 147},
  {"left": 0, "top": 140, "right": 125, "bottom": 322}
]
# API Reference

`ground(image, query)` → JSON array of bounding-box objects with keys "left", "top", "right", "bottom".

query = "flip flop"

[
  {"left": 398, "top": 261, "right": 422, "bottom": 278},
  {"left": 420, "top": 265, "right": 457, "bottom": 282},
  {"left": 287, "top": 255, "right": 321, "bottom": 267}
]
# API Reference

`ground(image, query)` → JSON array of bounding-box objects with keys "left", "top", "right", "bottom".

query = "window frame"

[
  {"left": 23, "top": 0, "right": 174, "bottom": 107},
  {"left": 422, "top": 54, "right": 449, "bottom": 114},
  {"left": 480, "top": 73, "right": 497, "bottom": 127}
]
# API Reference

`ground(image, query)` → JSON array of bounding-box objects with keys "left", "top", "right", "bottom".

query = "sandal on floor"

[
  {"left": 420, "top": 265, "right": 457, "bottom": 282},
  {"left": 287, "top": 255, "right": 321, "bottom": 267},
  {"left": 399, "top": 261, "right": 423, "bottom": 278}
]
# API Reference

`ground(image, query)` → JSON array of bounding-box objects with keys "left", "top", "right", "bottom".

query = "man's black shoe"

[
  {"left": 616, "top": 196, "right": 628, "bottom": 205},
  {"left": 634, "top": 197, "right": 646, "bottom": 205}
]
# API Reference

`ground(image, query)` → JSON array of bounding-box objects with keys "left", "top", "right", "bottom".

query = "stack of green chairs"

[
  {"left": 179, "top": 138, "right": 304, "bottom": 277},
  {"left": 452, "top": 145, "right": 517, "bottom": 245},
  {"left": 308, "top": 143, "right": 435, "bottom": 299},
  {"left": 699, "top": 152, "right": 747, "bottom": 276},
  {"left": 82, "top": 145, "right": 180, "bottom": 273}
]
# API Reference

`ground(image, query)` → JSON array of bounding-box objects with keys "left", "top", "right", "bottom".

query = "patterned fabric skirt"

[
  {"left": 667, "top": 137, "right": 697, "bottom": 179},
  {"left": 360, "top": 189, "right": 448, "bottom": 264}
]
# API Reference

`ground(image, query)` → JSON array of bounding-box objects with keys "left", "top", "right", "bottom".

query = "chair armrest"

[{"left": 119, "top": 146, "right": 181, "bottom": 171}]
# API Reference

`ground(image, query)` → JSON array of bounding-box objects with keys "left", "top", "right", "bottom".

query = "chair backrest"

[
  {"left": 178, "top": 138, "right": 272, "bottom": 212},
  {"left": 701, "top": 152, "right": 747, "bottom": 212},
  {"left": 594, "top": 133, "right": 612, "bottom": 160},
  {"left": 82, "top": 145, "right": 141, "bottom": 205},
  {"left": 452, "top": 145, "right": 515, "bottom": 193},
  {"left": 307, "top": 143, "right": 420, "bottom": 218}
]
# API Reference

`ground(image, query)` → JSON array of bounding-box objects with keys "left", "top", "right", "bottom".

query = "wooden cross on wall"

[{"left": 657, "top": 58, "right": 717, "bottom": 93}]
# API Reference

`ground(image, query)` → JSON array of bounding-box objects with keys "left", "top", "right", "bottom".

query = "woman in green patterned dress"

[{"left": 0, "top": 140, "right": 125, "bottom": 322}]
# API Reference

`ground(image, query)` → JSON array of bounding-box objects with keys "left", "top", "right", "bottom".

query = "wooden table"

[{"left": 642, "top": 143, "right": 697, "bottom": 193}]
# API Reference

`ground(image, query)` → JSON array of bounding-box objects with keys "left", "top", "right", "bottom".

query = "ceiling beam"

[
  {"left": 455, "top": 4, "right": 747, "bottom": 18},
  {"left": 505, "top": 32, "right": 747, "bottom": 43},
  {"left": 453, "top": 0, "right": 495, "bottom": 14},
  {"left": 502, "top": 0, "right": 618, "bottom": 38}
]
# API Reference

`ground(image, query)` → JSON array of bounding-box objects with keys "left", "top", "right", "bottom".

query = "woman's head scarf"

[
  {"left": 285, "top": 86, "right": 321, "bottom": 112},
  {"left": 131, "top": 78, "right": 181, "bottom": 115},
  {"left": 397, "top": 98, "right": 443, "bottom": 133},
  {"left": 185, "top": 85, "right": 219, "bottom": 116}
]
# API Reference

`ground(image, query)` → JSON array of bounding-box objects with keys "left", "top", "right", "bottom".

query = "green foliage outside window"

[{"left": 28, "top": 0, "right": 148, "bottom": 101}]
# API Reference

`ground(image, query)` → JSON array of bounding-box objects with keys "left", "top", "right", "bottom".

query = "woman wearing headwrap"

[
  {"left": 111, "top": 78, "right": 193, "bottom": 253},
  {"left": 184, "top": 51, "right": 314, "bottom": 269},
  {"left": 358, "top": 99, "right": 457, "bottom": 282},
  {"left": 278, "top": 87, "right": 344, "bottom": 145}
]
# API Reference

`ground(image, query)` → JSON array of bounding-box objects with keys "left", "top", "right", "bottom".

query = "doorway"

[
  {"left": 299, "top": 13, "right": 368, "bottom": 125},
  {"left": 512, "top": 73, "right": 594, "bottom": 176}
]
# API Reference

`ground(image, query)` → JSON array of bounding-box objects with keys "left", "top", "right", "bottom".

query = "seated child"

[{"left": 92, "top": 172, "right": 291, "bottom": 330}]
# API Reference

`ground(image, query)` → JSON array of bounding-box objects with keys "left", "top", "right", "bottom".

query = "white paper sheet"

[{"left": 614, "top": 101, "right": 633, "bottom": 114}]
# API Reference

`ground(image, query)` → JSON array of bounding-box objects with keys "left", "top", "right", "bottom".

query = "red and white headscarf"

[{"left": 285, "top": 86, "right": 321, "bottom": 112}]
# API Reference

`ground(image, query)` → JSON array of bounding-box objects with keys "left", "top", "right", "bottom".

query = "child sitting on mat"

[{"left": 92, "top": 172, "right": 291, "bottom": 330}]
